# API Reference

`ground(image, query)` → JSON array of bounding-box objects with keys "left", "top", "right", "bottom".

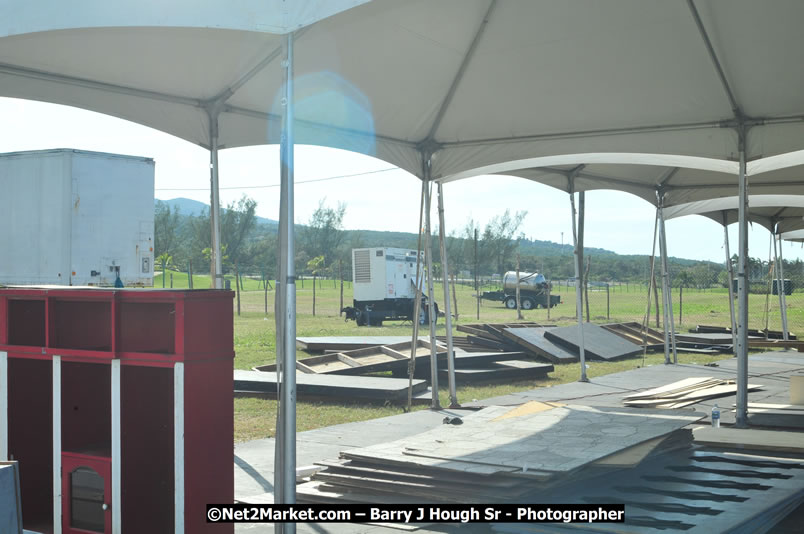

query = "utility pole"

[{"left": 475, "top": 228, "right": 479, "bottom": 320}]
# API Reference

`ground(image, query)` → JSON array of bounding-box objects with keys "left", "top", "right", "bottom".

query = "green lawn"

[{"left": 217, "top": 280, "right": 757, "bottom": 442}]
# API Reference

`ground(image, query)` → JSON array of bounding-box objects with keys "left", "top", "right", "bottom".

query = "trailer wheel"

[
  {"left": 418, "top": 307, "right": 428, "bottom": 325},
  {"left": 355, "top": 310, "right": 366, "bottom": 326},
  {"left": 504, "top": 296, "right": 517, "bottom": 309},
  {"left": 419, "top": 302, "right": 439, "bottom": 325},
  {"left": 521, "top": 297, "right": 535, "bottom": 310}
]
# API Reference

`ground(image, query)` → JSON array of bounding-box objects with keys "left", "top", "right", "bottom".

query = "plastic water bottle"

[{"left": 711, "top": 404, "right": 721, "bottom": 429}]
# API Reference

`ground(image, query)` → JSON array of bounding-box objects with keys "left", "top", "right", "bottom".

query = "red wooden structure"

[{"left": 0, "top": 287, "right": 234, "bottom": 534}]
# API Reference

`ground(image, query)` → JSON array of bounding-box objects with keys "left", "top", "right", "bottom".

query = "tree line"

[{"left": 154, "top": 195, "right": 804, "bottom": 290}]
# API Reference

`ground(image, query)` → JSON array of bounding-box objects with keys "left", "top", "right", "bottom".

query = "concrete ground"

[{"left": 233, "top": 351, "right": 804, "bottom": 533}]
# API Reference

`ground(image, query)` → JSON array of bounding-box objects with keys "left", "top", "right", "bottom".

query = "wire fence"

[{"left": 155, "top": 257, "right": 801, "bottom": 335}]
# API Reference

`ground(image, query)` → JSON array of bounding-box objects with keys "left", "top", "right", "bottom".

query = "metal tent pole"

[
  {"left": 735, "top": 140, "right": 749, "bottom": 428},
  {"left": 657, "top": 207, "right": 671, "bottom": 365},
  {"left": 578, "top": 191, "right": 586, "bottom": 322},
  {"left": 423, "top": 172, "right": 441, "bottom": 409},
  {"left": 658, "top": 199, "right": 678, "bottom": 364},
  {"left": 276, "top": 32, "right": 297, "bottom": 530},
  {"left": 407, "top": 179, "right": 427, "bottom": 411},
  {"left": 722, "top": 212, "right": 738, "bottom": 350},
  {"left": 437, "top": 182, "right": 458, "bottom": 408},
  {"left": 774, "top": 228, "right": 789, "bottom": 340},
  {"left": 569, "top": 187, "right": 588, "bottom": 382},
  {"left": 209, "top": 113, "right": 224, "bottom": 289},
  {"left": 273, "top": 136, "right": 287, "bottom": 508}
]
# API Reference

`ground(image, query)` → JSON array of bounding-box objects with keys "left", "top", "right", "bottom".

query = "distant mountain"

[
  {"left": 152, "top": 198, "right": 715, "bottom": 270},
  {"left": 155, "top": 197, "right": 278, "bottom": 226}
]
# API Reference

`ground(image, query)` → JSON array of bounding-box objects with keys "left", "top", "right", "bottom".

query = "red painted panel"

[
  {"left": 0, "top": 296, "right": 7, "bottom": 345},
  {"left": 0, "top": 288, "right": 49, "bottom": 298},
  {"left": 118, "top": 302, "right": 175, "bottom": 354},
  {"left": 121, "top": 365, "right": 174, "bottom": 533},
  {"left": 8, "top": 357, "right": 53, "bottom": 529},
  {"left": 182, "top": 294, "right": 234, "bottom": 359},
  {"left": 62, "top": 362, "right": 111, "bottom": 455},
  {"left": 184, "top": 360, "right": 234, "bottom": 534},
  {"left": 7, "top": 299, "right": 46, "bottom": 347},
  {"left": 50, "top": 300, "right": 112, "bottom": 352}
]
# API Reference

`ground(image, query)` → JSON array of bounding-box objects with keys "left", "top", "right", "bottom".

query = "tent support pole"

[
  {"left": 657, "top": 209, "right": 671, "bottom": 364},
  {"left": 276, "top": 32, "right": 297, "bottom": 532},
  {"left": 208, "top": 112, "right": 223, "bottom": 289},
  {"left": 736, "top": 138, "right": 749, "bottom": 428},
  {"left": 437, "top": 182, "right": 458, "bottom": 408},
  {"left": 423, "top": 168, "right": 442, "bottom": 409},
  {"left": 658, "top": 198, "right": 678, "bottom": 364},
  {"left": 775, "top": 228, "right": 789, "bottom": 340},
  {"left": 722, "top": 212, "right": 738, "bottom": 349},
  {"left": 569, "top": 185, "right": 588, "bottom": 382}
]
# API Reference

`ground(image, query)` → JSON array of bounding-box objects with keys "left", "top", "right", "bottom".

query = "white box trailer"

[
  {"left": 346, "top": 247, "right": 437, "bottom": 326},
  {"left": 0, "top": 149, "right": 155, "bottom": 287}
]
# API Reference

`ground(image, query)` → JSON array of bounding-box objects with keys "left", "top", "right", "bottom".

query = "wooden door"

[{"left": 62, "top": 453, "right": 111, "bottom": 534}]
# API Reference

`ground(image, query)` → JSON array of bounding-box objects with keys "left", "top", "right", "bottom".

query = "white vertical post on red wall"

[
  {"left": 174, "top": 362, "right": 185, "bottom": 534},
  {"left": 111, "top": 359, "right": 121, "bottom": 534},
  {"left": 53, "top": 355, "right": 62, "bottom": 534},
  {"left": 0, "top": 351, "right": 7, "bottom": 462}
]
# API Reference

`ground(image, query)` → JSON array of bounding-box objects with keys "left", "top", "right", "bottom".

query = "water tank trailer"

[{"left": 480, "top": 271, "right": 561, "bottom": 310}]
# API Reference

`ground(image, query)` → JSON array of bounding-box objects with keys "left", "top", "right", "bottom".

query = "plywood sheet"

[
  {"left": 624, "top": 383, "right": 763, "bottom": 408},
  {"left": 441, "top": 361, "right": 553, "bottom": 383},
  {"left": 296, "top": 336, "right": 417, "bottom": 351},
  {"left": 592, "top": 435, "right": 667, "bottom": 467},
  {"left": 234, "top": 370, "right": 428, "bottom": 401},
  {"left": 343, "top": 405, "right": 704, "bottom": 478},
  {"left": 544, "top": 323, "right": 642, "bottom": 361},
  {"left": 746, "top": 402, "right": 804, "bottom": 411},
  {"left": 622, "top": 377, "right": 719, "bottom": 400},
  {"left": 693, "top": 427, "right": 804, "bottom": 453},
  {"left": 257, "top": 340, "right": 445, "bottom": 375},
  {"left": 493, "top": 401, "right": 565, "bottom": 421},
  {"left": 675, "top": 332, "right": 737, "bottom": 344},
  {"left": 501, "top": 327, "right": 578, "bottom": 363},
  {"left": 602, "top": 322, "right": 665, "bottom": 347}
]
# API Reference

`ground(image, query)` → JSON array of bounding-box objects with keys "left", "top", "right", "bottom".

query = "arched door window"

[{"left": 70, "top": 466, "right": 105, "bottom": 532}]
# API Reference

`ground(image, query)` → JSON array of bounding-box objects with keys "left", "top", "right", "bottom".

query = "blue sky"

[{"left": 3, "top": 96, "right": 801, "bottom": 264}]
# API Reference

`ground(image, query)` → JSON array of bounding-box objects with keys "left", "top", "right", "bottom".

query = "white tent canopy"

[
  {"left": 782, "top": 229, "right": 804, "bottom": 242},
  {"left": 664, "top": 194, "right": 804, "bottom": 233},
  {"left": 2, "top": 0, "right": 804, "bottom": 179}
]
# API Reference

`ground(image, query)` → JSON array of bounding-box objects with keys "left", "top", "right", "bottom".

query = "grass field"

[{"left": 154, "top": 269, "right": 787, "bottom": 442}]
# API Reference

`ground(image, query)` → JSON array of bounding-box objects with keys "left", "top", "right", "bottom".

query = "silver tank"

[{"left": 502, "top": 271, "right": 547, "bottom": 292}]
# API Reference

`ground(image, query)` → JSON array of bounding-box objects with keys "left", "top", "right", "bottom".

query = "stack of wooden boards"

[
  {"left": 693, "top": 426, "right": 804, "bottom": 453},
  {"left": 740, "top": 402, "right": 804, "bottom": 416},
  {"left": 237, "top": 337, "right": 554, "bottom": 400},
  {"left": 692, "top": 324, "right": 796, "bottom": 340},
  {"left": 681, "top": 324, "right": 803, "bottom": 352},
  {"left": 603, "top": 322, "right": 732, "bottom": 354},
  {"left": 255, "top": 339, "right": 445, "bottom": 375},
  {"left": 454, "top": 322, "right": 643, "bottom": 363},
  {"left": 622, "top": 377, "right": 763, "bottom": 409},
  {"left": 296, "top": 403, "right": 703, "bottom": 504}
]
